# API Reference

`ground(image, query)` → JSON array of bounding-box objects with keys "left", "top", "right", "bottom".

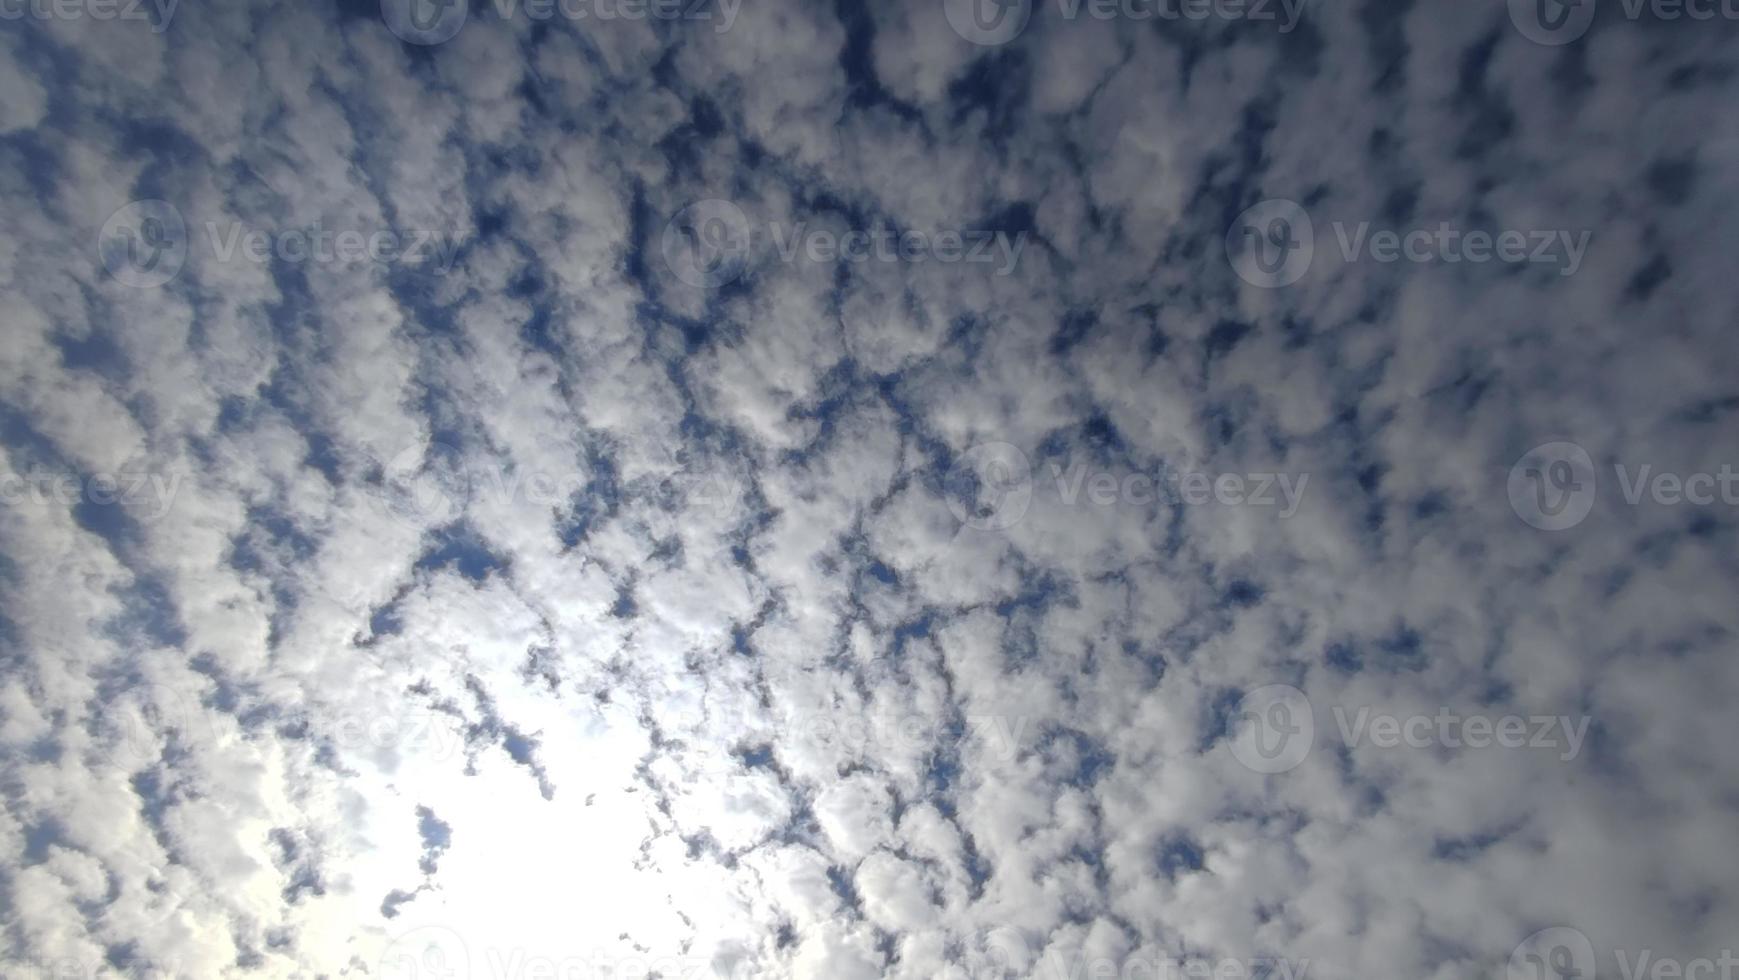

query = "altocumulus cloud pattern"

[{"left": 2, "top": 0, "right": 1739, "bottom": 977}]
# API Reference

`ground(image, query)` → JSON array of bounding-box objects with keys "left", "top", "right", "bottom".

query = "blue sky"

[{"left": 2, "top": 0, "right": 1738, "bottom": 977}]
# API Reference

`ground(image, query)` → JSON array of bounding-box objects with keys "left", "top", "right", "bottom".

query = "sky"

[{"left": 2, "top": 0, "right": 1739, "bottom": 977}]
